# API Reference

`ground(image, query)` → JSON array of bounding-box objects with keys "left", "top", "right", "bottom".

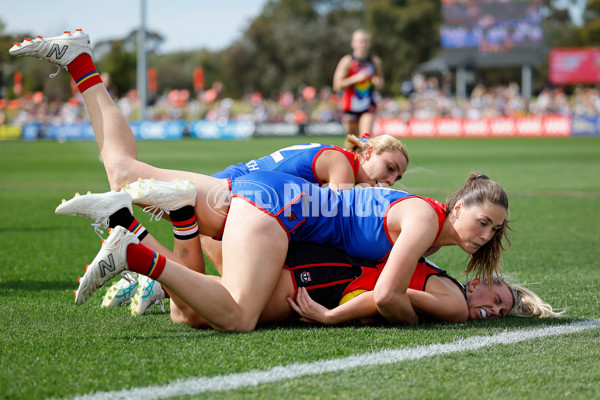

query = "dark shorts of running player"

[{"left": 342, "top": 104, "right": 377, "bottom": 124}]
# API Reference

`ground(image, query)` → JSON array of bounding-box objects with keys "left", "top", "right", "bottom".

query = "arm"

[
  {"left": 371, "top": 55, "right": 384, "bottom": 91},
  {"left": 287, "top": 287, "right": 378, "bottom": 325},
  {"left": 333, "top": 55, "right": 370, "bottom": 92},
  {"left": 406, "top": 275, "right": 469, "bottom": 323},
  {"left": 373, "top": 200, "right": 439, "bottom": 324},
  {"left": 313, "top": 149, "right": 357, "bottom": 190},
  {"left": 288, "top": 276, "right": 468, "bottom": 326}
]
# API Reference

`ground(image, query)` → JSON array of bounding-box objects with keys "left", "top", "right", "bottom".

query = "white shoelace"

[
  {"left": 121, "top": 271, "right": 138, "bottom": 283},
  {"left": 142, "top": 205, "right": 167, "bottom": 222},
  {"left": 154, "top": 299, "right": 166, "bottom": 313},
  {"left": 91, "top": 221, "right": 105, "bottom": 239},
  {"left": 49, "top": 65, "right": 61, "bottom": 79}
]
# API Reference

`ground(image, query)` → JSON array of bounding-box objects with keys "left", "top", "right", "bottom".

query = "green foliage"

[{"left": 2, "top": 1, "right": 600, "bottom": 101}]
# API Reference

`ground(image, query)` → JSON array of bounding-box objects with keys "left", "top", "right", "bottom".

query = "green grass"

[{"left": 1, "top": 136, "right": 599, "bottom": 399}]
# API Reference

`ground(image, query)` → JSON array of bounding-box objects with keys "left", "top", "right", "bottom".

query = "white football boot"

[
  {"left": 75, "top": 226, "right": 138, "bottom": 306},
  {"left": 101, "top": 274, "right": 139, "bottom": 308},
  {"left": 55, "top": 190, "right": 133, "bottom": 237},
  {"left": 123, "top": 178, "right": 197, "bottom": 221},
  {"left": 130, "top": 275, "right": 166, "bottom": 315},
  {"left": 9, "top": 29, "right": 92, "bottom": 77}
]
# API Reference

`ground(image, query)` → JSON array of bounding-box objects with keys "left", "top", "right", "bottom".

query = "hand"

[
  {"left": 287, "top": 287, "right": 331, "bottom": 324},
  {"left": 354, "top": 70, "right": 372, "bottom": 83}
]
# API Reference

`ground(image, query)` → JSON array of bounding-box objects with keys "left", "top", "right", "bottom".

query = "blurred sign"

[
  {"left": 549, "top": 48, "right": 600, "bottom": 85},
  {"left": 441, "top": 0, "right": 543, "bottom": 67},
  {"left": 373, "top": 115, "right": 571, "bottom": 138}
]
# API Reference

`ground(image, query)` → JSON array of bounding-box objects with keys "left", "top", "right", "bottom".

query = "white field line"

[{"left": 68, "top": 319, "right": 600, "bottom": 400}]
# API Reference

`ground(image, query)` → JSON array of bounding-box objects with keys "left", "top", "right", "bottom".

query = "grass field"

[{"left": 1, "top": 136, "right": 599, "bottom": 399}]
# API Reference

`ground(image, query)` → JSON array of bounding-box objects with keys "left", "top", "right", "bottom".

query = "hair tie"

[{"left": 359, "top": 133, "right": 372, "bottom": 144}]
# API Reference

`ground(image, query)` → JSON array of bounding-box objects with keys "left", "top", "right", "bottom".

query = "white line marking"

[{"left": 68, "top": 319, "right": 600, "bottom": 400}]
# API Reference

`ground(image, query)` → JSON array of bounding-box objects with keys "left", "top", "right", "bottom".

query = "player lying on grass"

[
  {"left": 179, "top": 241, "right": 563, "bottom": 328},
  {"left": 9, "top": 29, "right": 409, "bottom": 314},
  {"left": 12, "top": 30, "right": 511, "bottom": 331},
  {"left": 53, "top": 168, "right": 511, "bottom": 332}
]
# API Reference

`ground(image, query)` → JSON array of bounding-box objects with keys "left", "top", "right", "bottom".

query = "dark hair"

[{"left": 447, "top": 172, "right": 511, "bottom": 285}]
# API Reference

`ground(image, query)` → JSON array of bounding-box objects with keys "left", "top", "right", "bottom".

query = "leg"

[
  {"left": 76, "top": 198, "right": 289, "bottom": 332},
  {"left": 173, "top": 268, "right": 295, "bottom": 328},
  {"left": 200, "top": 235, "right": 224, "bottom": 275},
  {"left": 358, "top": 112, "right": 376, "bottom": 136},
  {"left": 138, "top": 199, "right": 289, "bottom": 331}
]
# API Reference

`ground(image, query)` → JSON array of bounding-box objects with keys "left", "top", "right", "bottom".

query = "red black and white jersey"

[{"left": 285, "top": 242, "right": 465, "bottom": 309}]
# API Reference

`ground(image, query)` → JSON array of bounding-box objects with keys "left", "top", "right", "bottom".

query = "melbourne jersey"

[
  {"left": 230, "top": 171, "right": 447, "bottom": 262},
  {"left": 340, "top": 54, "right": 377, "bottom": 113},
  {"left": 212, "top": 143, "right": 359, "bottom": 185}
]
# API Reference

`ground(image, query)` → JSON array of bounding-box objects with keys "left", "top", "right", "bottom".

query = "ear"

[
  {"left": 453, "top": 199, "right": 463, "bottom": 218},
  {"left": 467, "top": 277, "right": 480, "bottom": 292},
  {"left": 364, "top": 146, "right": 374, "bottom": 161}
]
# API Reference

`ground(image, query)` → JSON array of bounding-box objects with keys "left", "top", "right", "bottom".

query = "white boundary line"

[{"left": 69, "top": 319, "right": 600, "bottom": 400}]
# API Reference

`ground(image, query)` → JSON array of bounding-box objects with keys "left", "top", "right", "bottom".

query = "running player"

[{"left": 333, "top": 29, "right": 384, "bottom": 144}]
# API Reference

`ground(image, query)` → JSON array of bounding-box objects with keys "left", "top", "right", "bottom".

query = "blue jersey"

[
  {"left": 230, "top": 171, "right": 446, "bottom": 262},
  {"left": 212, "top": 143, "right": 358, "bottom": 184}
]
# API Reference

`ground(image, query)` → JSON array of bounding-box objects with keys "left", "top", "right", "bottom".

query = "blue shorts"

[{"left": 230, "top": 171, "right": 325, "bottom": 238}]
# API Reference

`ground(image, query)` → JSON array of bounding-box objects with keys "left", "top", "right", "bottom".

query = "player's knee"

[
  {"left": 215, "top": 312, "right": 259, "bottom": 332},
  {"left": 104, "top": 156, "right": 138, "bottom": 189}
]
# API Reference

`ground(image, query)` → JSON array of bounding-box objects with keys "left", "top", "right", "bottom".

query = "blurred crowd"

[{"left": 2, "top": 73, "right": 600, "bottom": 127}]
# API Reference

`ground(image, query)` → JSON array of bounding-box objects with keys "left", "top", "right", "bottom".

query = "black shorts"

[
  {"left": 284, "top": 242, "right": 378, "bottom": 309},
  {"left": 341, "top": 105, "right": 377, "bottom": 123}
]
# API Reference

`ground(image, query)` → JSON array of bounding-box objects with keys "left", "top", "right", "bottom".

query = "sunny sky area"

[{"left": 0, "top": 0, "right": 268, "bottom": 53}]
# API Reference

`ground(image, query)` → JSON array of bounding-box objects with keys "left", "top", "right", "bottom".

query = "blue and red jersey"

[
  {"left": 230, "top": 171, "right": 447, "bottom": 262},
  {"left": 212, "top": 143, "right": 359, "bottom": 185}
]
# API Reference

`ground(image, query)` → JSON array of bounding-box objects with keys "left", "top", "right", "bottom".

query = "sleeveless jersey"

[
  {"left": 230, "top": 171, "right": 447, "bottom": 262},
  {"left": 340, "top": 54, "right": 377, "bottom": 113},
  {"left": 212, "top": 143, "right": 359, "bottom": 185},
  {"left": 285, "top": 242, "right": 466, "bottom": 309}
]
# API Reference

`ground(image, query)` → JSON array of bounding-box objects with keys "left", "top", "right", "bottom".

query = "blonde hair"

[
  {"left": 447, "top": 172, "right": 510, "bottom": 285},
  {"left": 345, "top": 134, "right": 410, "bottom": 165},
  {"left": 482, "top": 275, "right": 565, "bottom": 318}
]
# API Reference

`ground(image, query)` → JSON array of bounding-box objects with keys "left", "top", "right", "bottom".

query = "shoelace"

[
  {"left": 49, "top": 65, "right": 61, "bottom": 79},
  {"left": 142, "top": 205, "right": 167, "bottom": 222},
  {"left": 154, "top": 299, "right": 166, "bottom": 313},
  {"left": 121, "top": 271, "right": 138, "bottom": 283},
  {"left": 91, "top": 221, "right": 105, "bottom": 239}
]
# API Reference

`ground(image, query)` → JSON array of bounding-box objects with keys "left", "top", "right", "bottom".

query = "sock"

[
  {"left": 126, "top": 243, "right": 166, "bottom": 280},
  {"left": 108, "top": 208, "right": 149, "bottom": 241},
  {"left": 67, "top": 53, "right": 102, "bottom": 93},
  {"left": 169, "top": 206, "right": 199, "bottom": 240}
]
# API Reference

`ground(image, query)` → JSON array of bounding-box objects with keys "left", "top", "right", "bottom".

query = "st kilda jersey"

[{"left": 285, "top": 242, "right": 466, "bottom": 309}]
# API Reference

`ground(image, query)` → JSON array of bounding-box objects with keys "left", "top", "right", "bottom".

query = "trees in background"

[{"left": 1, "top": 0, "right": 598, "bottom": 102}]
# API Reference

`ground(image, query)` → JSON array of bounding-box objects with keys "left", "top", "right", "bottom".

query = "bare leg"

[
  {"left": 358, "top": 112, "right": 376, "bottom": 135},
  {"left": 169, "top": 269, "right": 295, "bottom": 328},
  {"left": 157, "top": 199, "right": 288, "bottom": 331},
  {"left": 200, "top": 235, "right": 224, "bottom": 274}
]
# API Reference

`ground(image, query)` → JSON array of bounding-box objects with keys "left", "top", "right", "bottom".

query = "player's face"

[
  {"left": 451, "top": 200, "right": 506, "bottom": 254},
  {"left": 351, "top": 32, "right": 371, "bottom": 54},
  {"left": 466, "top": 278, "right": 514, "bottom": 320},
  {"left": 361, "top": 148, "right": 408, "bottom": 187}
]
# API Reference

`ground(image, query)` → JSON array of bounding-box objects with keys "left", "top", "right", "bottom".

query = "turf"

[{"left": 0, "top": 136, "right": 599, "bottom": 399}]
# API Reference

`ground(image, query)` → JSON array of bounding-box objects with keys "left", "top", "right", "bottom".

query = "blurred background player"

[{"left": 333, "top": 29, "right": 384, "bottom": 147}]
